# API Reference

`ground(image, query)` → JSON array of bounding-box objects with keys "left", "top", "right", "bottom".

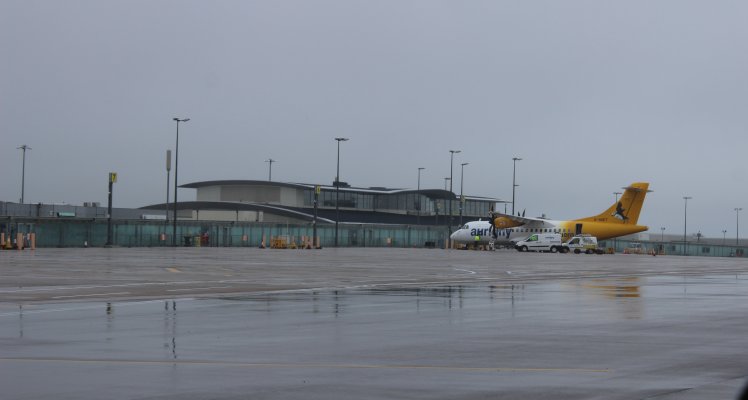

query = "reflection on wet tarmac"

[
  {"left": 211, "top": 274, "right": 748, "bottom": 324},
  {"left": 163, "top": 300, "right": 177, "bottom": 359},
  {"left": 216, "top": 280, "right": 645, "bottom": 317},
  {"left": 583, "top": 277, "right": 641, "bottom": 299},
  {"left": 573, "top": 277, "right": 644, "bottom": 319},
  {"left": 105, "top": 302, "right": 114, "bottom": 341},
  {"left": 18, "top": 304, "right": 23, "bottom": 338}
]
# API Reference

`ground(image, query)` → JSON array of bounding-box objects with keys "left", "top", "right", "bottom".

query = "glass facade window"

[{"left": 299, "top": 187, "right": 495, "bottom": 217}]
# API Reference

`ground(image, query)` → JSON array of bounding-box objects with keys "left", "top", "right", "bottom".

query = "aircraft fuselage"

[{"left": 450, "top": 219, "right": 648, "bottom": 245}]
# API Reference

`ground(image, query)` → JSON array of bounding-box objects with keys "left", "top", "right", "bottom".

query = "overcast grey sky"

[{"left": 2, "top": 1, "right": 748, "bottom": 237}]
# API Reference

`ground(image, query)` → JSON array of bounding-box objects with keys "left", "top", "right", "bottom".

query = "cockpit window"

[{"left": 462, "top": 225, "right": 469, "bottom": 230}]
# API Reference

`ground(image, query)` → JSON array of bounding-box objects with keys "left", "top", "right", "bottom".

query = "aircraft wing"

[{"left": 490, "top": 212, "right": 546, "bottom": 226}]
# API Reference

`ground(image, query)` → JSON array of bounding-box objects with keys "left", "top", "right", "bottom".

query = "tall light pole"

[
  {"left": 172, "top": 117, "right": 189, "bottom": 247},
  {"left": 17, "top": 145, "right": 31, "bottom": 203},
  {"left": 459, "top": 162, "right": 469, "bottom": 226},
  {"left": 613, "top": 192, "right": 622, "bottom": 251},
  {"left": 334, "top": 137, "right": 349, "bottom": 247},
  {"left": 448, "top": 150, "right": 461, "bottom": 233},
  {"left": 265, "top": 158, "right": 276, "bottom": 181},
  {"left": 417, "top": 167, "right": 425, "bottom": 225},
  {"left": 165, "top": 150, "right": 171, "bottom": 222},
  {"left": 512, "top": 157, "right": 522, "bottom": 215},
  {"left": 683, "top": 196, "right": 692, "bottom": 255},
  {"left": 660, "top": 227, "right": 665, "bottom": 242},
  {"left": 722, "top": 229, "right": 728, "bottom": 245},
  {"left": 106, "top": 172, "right": 117, "bottom": 246},
  {"left": 735, "top": 207, "right": 742, "bottom": 246}
]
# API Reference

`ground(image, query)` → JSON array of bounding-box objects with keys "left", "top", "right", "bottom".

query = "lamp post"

[
  {"left": 512, "top": 157, "right": 522, "bottom": 215},
  {"left": 165, "top": 150, "right": 171, "bottom": 222},
  {"left": 459, "top": 162, "right": 469, "bottom": 226},
  {"left": 661, "top": 227, "right": 665, "bottom": 242},
  {"left": 334, "top": 137, "right": 349, "bottom": 247},
  {"left": 17, "top": 145, "right": 31, "bottom": 204},
  {"left": 613, "top": 192, "right": 622, "bottom": 251},
  {"left": 417, "top": 167, "right": 425, "bottom": 225},
  {"left": 172, "top": 117, "right": 189, "bottom": 247},
  {"left": 683, "top": 196, "right": 692, "bottom": 255},
  {"left": 106, "top": 172, "right": 117, "bottom": 246},
  {"left": 735, "top": 208, "right": 742, "bottom": 246},
  {"left": 722, "top": 229, "right": 727, "bottom": 245},
  {"left": 448, "top": 150, "right": 461, "bottom": 233},
  {"left": 265, "top": 159, "right": 276, "bottom": 181}
]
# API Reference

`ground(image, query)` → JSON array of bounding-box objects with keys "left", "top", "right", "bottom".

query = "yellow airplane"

[{"left": 450, "top": 182, "right": 651, "bottom": 244}]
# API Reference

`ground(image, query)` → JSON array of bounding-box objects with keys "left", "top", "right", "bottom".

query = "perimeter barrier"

[
  {"left": 0, "top": 218, "right": 451, "bottom": 249},
  {"left": 1, "top": 217, "right": 744, "bottom": 257}
]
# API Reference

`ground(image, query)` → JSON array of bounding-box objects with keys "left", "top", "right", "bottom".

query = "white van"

[
  {"left": 514, "top": 233, "right": 563, "bottom": 253},
  {"left": 562, "top": 235, "right": 603, "bottom": 254}
]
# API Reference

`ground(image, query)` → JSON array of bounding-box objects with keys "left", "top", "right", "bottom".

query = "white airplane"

[
  {"left": 450, "top": 219, "right": 503, "bottom": 248},
  {"left": 450, "top": 182, "right": 651, "bottom": 247}
]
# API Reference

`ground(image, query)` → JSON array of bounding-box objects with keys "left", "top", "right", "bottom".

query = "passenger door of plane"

[{"left": 575, "top": 223, "right": 583, "bottom": 235}]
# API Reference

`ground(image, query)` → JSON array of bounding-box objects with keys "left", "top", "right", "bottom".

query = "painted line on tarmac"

[
  {"left": 0, "top": 357, "right": 611, "bottom": 374},
  {"left": 166, "top": 286, "right": 232, "bottom": 292},
  {"left": 0, "top": 300, "right": 166, "bottom": 317},
  {"left": 51, "top": 292, "right": 131, "bottom": 299},
  {"left": 453, "top": 268, "right": 477, "bottom": 274},
  {"left": 0, "top": 279, "right": 253, "bottom": 294}
]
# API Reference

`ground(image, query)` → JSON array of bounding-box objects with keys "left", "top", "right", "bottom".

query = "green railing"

[
  {"left": 1, "top": 218, "right": 450, "bottom": 249},
  {"left": 599, "top": 239, "right": 745, "bottom": 258},
  {"left": 2, "top": 217, "right": 744, "bottom": 257}
]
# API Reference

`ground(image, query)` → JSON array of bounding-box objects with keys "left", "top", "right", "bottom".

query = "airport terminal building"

[
  {"left": 141, "top": 180, "right": 504, "bottom": 225},
  {"left": 2, "top": 180, "right": 503, "bottom": 248}
]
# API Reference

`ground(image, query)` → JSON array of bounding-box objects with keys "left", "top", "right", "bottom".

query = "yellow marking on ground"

[
  {"left": 166, "top": 267, "right": 181, "bottom": 273},
  {"left": 0, "top": 357, "right": 610, "bottom": 373}
]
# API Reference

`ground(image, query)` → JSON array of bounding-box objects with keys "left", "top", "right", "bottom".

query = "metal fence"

[
  {"left": 0, "top": 218, "right": 451, "bottom": 249},
  {"left": 2, "top": 217, "right": 745, "bottom": 257},
  {"left": 599, "top": 239, "right": 746, "bottom": 258}
]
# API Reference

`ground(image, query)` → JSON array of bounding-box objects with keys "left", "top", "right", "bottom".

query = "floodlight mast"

[{"left": 172, "top": 117, "right": 189, "bottom": 246}]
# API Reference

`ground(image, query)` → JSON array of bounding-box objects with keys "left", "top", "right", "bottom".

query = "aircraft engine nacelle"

[{"left": 492, "top": 216, "right": 522, "bottom": 229}]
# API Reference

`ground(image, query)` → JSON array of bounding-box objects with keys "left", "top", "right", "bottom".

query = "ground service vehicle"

[
  {"left": 514, "top": 233, "right": 563, "bottom": 253},
  {"left": 563, "top": 235, "right": 604, "bottom": 254},
  {"left": 624, "top": 242, "right": 645, "bottom": 254}
]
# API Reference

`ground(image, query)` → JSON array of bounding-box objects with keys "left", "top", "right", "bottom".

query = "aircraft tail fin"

[{"left": 579, "top": 182, "right": 651, "bottom": 224}]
